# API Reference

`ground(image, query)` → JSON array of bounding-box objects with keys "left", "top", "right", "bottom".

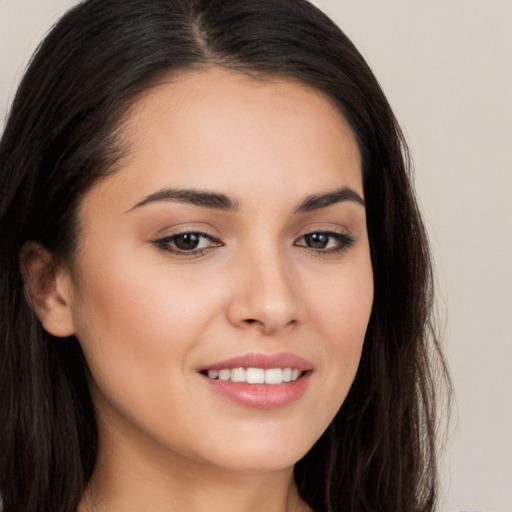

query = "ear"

[{"left": 19, "top": 241, "right": 76, "bottom": 338}]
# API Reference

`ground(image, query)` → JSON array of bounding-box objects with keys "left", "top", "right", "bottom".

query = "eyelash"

[
  {"left": 152, "top": 230, "right": 355, "bottom": 258},
  {"left": 153, "top": 231, "right": 221, "bottom": 258},
  {"left": 295, "top": 231, "right": 355, "bottom": 255}
]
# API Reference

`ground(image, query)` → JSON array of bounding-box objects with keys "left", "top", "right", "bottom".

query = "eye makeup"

[
  {"left": 294, "top": 230, "right": 355, "bottom": 255},
  {"left": 152, "top": 230, "right": 223, "bottom": 258},
  {"left": 152, "top": 228, "right": 355, "bottom": 259}
]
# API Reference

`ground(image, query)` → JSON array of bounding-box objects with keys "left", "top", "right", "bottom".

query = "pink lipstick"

[{"left": 199, "top": 352, "right": 313, "bottom": 409}]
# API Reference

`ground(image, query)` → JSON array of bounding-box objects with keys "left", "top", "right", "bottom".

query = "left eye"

[
  {"left": 154, "top": 232, "right": 220, "bottom": 254},
  {"left": 295, "top": 231, "right": 354, "bottom": 252}
]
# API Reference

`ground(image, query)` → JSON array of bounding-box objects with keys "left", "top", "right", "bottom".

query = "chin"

[{"left": 183, "top": 424, "right": 322, "bottom": 475}]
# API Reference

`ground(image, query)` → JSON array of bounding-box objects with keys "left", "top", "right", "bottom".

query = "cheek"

[
  {"left": 67, "top": 252, "right": 228, "bottom": 452},
  {"left": 73, "top": 238, "right": 213, "bottom": 333},
  {"left": 307, "top": 248, "right": 373, "bottom": 343},
  {"left": 304, "top": 254, "right": 373, "bottom": 411},
  {"left": 68, "top": 248, "right": 221, "bottom": 395}
]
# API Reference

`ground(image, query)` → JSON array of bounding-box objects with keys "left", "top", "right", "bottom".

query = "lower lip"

[{"left": 201, "top": 372, "right": 312, "bottom": 409}]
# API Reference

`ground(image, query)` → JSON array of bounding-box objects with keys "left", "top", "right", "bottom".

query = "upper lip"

[{"left": 199, "top": 352, "right": 314, "bottom": 372}]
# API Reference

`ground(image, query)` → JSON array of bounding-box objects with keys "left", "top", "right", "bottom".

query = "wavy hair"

[{"left": 0, "top": 1, "right": 450, "bottom": 510}]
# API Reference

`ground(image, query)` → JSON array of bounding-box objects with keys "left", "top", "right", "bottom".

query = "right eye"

[{"left": 153, "top": 232, "right": 222, "bottom": 257}]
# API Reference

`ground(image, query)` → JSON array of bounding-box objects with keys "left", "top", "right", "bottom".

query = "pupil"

[
  {"left": 175, "top": 233, "right": 200, "bottom": 250},
  {"left": 306, "top": 233, "right": 329, "bottom": 249}
]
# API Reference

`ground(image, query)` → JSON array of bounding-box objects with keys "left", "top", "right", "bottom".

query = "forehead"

[{"left": 93, "top": 67, "right": 363, "bottom": 210}]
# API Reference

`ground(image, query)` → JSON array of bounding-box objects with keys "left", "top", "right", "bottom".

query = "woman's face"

[{"left": 61, "top": 68, "right": 373, "bottom": 474}]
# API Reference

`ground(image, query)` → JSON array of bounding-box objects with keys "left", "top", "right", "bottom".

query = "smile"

[
  {"left": 199, "top": 353, "right": 313, "bottom": 409},
  {"left": 204, "top": 367, "right": 303, "bottom": 384}
]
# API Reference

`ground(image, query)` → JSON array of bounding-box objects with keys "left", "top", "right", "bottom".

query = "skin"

[{"left": 27, "top": 68, "right": 374, "bottom": 512}]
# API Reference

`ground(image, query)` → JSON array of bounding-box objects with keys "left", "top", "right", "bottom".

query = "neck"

[{"left": 80, "top": 457, "right": 309, "bottom": 512}]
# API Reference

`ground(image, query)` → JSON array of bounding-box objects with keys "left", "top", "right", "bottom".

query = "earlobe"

[{"left": 19, "top": 241, "right": 76, "bottom": 338}]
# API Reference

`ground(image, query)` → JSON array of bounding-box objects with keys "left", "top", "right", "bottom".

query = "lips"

[
  {"left": 199, "top": 352, "right": 313, "bottom": 409},
  {"left": 200, "top": 352, "right": 314, "bottom": 372}
]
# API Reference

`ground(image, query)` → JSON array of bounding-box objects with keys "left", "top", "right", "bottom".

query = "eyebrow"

[
  {"left": 293, "top": 187, "right": 365, "bottom": 213},
  {"left": 128, "top": 186, "right": 364, "bottom": 213},
  {"left": 128, "top": 188, "right": 239, "bottom": 211}
]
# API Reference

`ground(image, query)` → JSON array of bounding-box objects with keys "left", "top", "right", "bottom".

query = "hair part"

[{"left": 0, "top": 1, "right": 451, "bottom": 511}]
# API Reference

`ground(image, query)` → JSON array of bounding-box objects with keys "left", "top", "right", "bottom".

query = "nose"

[{"left": 226, "top": 249, "right": 304, "bottom": 335}]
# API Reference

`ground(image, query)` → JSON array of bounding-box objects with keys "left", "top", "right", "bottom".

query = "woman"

[{"left": 0, "top": 0, "right": 450, "bottom": 511}]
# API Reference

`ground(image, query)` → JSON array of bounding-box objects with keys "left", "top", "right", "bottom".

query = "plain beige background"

[{"left": 1, "top": 1, "right": 511, "bottom": 511}]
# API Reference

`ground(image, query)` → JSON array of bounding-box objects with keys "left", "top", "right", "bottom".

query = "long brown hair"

[{"left": 0, "top": 1, "right": 450, "bottom": 510}]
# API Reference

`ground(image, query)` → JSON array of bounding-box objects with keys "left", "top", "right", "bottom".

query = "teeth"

[
  {"left": 230, "top": 367, "right": 246, "bottom": 382},
  {"left": 265, "top": 368, "right": 282, "bottom": 384},
  {"left": 282, "top": 367, "right": 292, "bottom": 382},
  {"left": 246, "top": 367, "right": 265, "bottom": 384},
  {"left": 218, "top": 369, "right": 231, "bottom": 381},
  {"left": 205, "top": 367, "right": 303, "bottom": 384}
]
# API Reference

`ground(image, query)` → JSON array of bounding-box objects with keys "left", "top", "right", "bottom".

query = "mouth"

[{"left": 199, "top": 352, "right": 313, "bottom": 409}]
